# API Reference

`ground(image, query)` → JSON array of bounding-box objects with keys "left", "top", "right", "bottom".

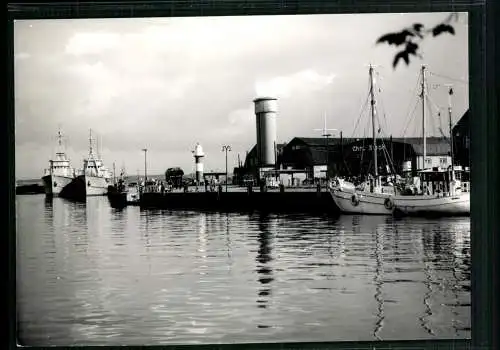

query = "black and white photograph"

[{"left": 15, "top": 12, "right": 470, "bottom": 346}]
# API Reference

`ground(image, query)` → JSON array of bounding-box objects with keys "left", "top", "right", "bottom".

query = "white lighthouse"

[{"left": 192, "top": 143, "right": 205, "bottom": 185}]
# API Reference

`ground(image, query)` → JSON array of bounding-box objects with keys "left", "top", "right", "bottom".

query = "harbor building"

[
  {"left": 243, "top": 136, "right": 452, "bottom": 184},
  {"left": 236, "top": 97, "right": 468, "bottom": 186},
  {"left": 452, "top": 109, "right": 470, "bottom": 169}
]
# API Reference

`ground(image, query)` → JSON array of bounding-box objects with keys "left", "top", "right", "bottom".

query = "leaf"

[
  {"left": 392, "top": 41, "right": 421, "bottom": 68},
  {"left": 413, "top": 23, "right": 424, "bottom": 32},
  {"left": 393, "top": 50, "right": 410, "bottom": 68},
  {"left": 377, "top": 29, "right": 415, "bottom": 46},
  {"left": 405, "top": 41, "right": 419, "bottom": 55},
  {"left": 432, "top": 23, "right": 455, "bottom": 37}
]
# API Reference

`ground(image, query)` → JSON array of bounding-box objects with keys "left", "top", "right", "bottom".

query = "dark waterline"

[{"left": 16, "top": 195, "right": 471, "bottom": 346}]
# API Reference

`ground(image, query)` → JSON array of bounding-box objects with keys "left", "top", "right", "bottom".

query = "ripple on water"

[{"left": 16, "top": 196, "right": 471, "bottom": 345}]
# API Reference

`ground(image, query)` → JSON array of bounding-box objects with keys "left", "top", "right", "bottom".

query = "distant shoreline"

[{"left": 15, "top": 174, "right": 173, "bottom": 187}]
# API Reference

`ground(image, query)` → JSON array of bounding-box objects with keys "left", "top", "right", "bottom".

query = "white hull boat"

[
  {"left": 391, "top": 67, "right": 470, "bottom": 217},
  {"left": 79, "top": 129, "right": 112, "bottom": 197},
  {"left": 42, "top": 174, "right": 74, "bottom": 196},
  {"left": 330, "top": 179, "right": 394, "bottom": 215},
  {"left": 393, "top": 191, "right": 470, "bottom": 216},
  {"left": 41, "top": 129, "right": 75, "bottom": 197},
  {"left": 329, "top": 65, "right": 396, "bottom": 216},
  {"left": 330, "top": 188, "right": 394, "bottom": 215},
  {"left": 81, "top": 174, "right": 110, "bottom": 196}
]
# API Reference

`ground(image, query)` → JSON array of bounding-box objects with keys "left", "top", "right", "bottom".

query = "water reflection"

[
  {"left": 420, "top": 225, "right": 435, "bottom": 336},
  {"left": 255, "top": 214, "right": 274, "bottom": 311},
  {"left": 198, "top": 213, "right": 207, "bottom": 259},
  {"left": 225, "top": 214, "right": 232, "bottom": 261},
  {"left": 44, "top": 196, "right": 54, "bottom": 226},
  {"left": 16, "top": 196, "right": 471, "bottom": 346},
  {"left": 373, "top": 225, "right": 385, "bottom": 340},
  {"left": 44, "top": 196, "right": 53, "bottom": 208}
]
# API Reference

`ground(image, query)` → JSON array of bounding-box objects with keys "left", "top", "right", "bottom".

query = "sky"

[{"left": 14, "top": 12, "right": 468, "bottom": 180}]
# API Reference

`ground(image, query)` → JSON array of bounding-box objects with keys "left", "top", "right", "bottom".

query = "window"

[
  {"left": 425, "top": 158, "right": 432, "bottom": 164},
  {"left": 440, "top": 157, "right": 448, "bottom": 165}
]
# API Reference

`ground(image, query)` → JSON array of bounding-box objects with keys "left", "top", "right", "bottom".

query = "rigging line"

[
  {"left": 425, "top": 91, "right": 447, "bottom": 137},
  {"left": 353, "top": 71, "right": 375, "bottom": 137},
  {"left": 375, "top": 124, "right": 397, "bottom": 173},
  {"left": 381, "top": 145, "right": 396, "bottom": 174},
  {"left": 426, "top": 97, "right": 438, "bottom": 138},
  {"left": 400, "top": 98, "right": 419, "bottom": 137},
  {"left": 426, "top": 95, "right": 445, "bottom": 139},
  {"left": 374, "top": 70, "right": 389, "bottom": 134},
  {"left": 423, "top": 78, "right": 438, "bottom": 137},
  {"left": 353, "top": 68, "right": 380, "bottom": 138},
  {"left": 376, "top": 89, "right": 390, "bottom": 135},
  {"left": 351, "top": 90, "right": 371, "bottom": 138},
  {"left": 428, "top": 71, "right": 469, "bottom": 85},
  {"left": 399, "top": 73, "right": 422, "bottom": 136},
  {"left": 402, "top": 99, "right": 420, "bottom": 137}
]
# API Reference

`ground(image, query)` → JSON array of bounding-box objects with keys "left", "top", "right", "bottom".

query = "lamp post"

[
  {"left": 222, "top": 145, "right": 231, "bottom": 192},
  {"left": 142, "top": 148, "right": 148, "bottom": 188}
]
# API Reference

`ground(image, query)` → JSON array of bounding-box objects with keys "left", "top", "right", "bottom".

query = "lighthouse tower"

[{"left": 192, "top": 143, "right": 205, "bottom": 185}]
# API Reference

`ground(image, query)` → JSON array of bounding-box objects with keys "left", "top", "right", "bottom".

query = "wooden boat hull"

[
  {"left": 330, "top": 188, "right": 394, "bottom": 215},
  {"left": 393, "top": 192, "right": 470, "bottom": 216}
]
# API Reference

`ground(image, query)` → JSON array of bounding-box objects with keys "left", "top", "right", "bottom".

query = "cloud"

[
  {"left": 254, "top": 69, "right": 336, "bottom": 99},
  {"left": 65, "top": 32, "right": 120, "bottom": 56},
  {"left": 14, "top": 14, "right": 469, "bottom": 179}
]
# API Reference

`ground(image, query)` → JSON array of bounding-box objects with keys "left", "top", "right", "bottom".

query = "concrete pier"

[{"left": 140, "top": 187, "right": 339, "bottom": 214}]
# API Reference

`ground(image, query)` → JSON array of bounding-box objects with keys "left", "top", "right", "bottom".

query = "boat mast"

[
  {"left": 96, "top": 134, "right": 100, "bottom": 159},
  {"left": 57, "top": 128, "right": 63, "bottom": 148},
  {"left": 421, "top": 65, "right": 427, "bottom": 169},
  {"left": 369, "top": 65, "right": 378, "bottom": 182},
  {"left": 447, "top": 84, "right": 455, "bottom": 180},
  {"left": 55, "top": 127, "right": 64, "bottom": 159},
  {"left": 89, "top": 129, "right": 94, "bottom": 157}
]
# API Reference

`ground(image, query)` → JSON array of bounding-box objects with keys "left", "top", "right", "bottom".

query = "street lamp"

[
  {"left": 222, "top": 145, "right": 232, "bottom": 192},
  {"left": 142, "top": 148, "right": 148, "bottom": 188}
]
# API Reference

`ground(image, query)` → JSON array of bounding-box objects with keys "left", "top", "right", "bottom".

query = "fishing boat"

[
  {"left": 79, "top": 129, "right": 112, "bottom": 196},
  {"left": 41, "top": 128, "right": 76, "bottom": 196},
  {"left": 392, "top": 66, "right": 470, "bottom": 216},
  {"left": 59, "top": 129, "right": 111, "bottom": 201},
  {"left": 329, "top": 65, "right": 396, "bottom": 215},
  {"left": 107, "top": 167, "right": 140, "bottom": 208},
  {"left": 392, "top": 166, "right": 469, "bottom": 216}
]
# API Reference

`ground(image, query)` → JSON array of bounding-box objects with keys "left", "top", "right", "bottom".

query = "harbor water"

[{"left": 16, "top": 195, "right": 470, "bottom": 346}]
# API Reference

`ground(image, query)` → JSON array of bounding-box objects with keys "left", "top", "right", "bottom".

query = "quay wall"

[
  {"left": 140, "top": 190, "right": 339, "bottom": 214},
  {"left": 16, "top": 184, "right": 45, "bottom": 195}
]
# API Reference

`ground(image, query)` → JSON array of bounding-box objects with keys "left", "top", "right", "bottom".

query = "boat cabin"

[{"left": 415, "top": 166, "right": 467, "bottom": 196}]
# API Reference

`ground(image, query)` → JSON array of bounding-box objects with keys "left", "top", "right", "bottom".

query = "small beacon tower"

[
  {"left": 253, "top": 97, "right": 278, "bottom": 177},
  {"left": 192, "top": 143, "right": 205, "bottom": 185}
]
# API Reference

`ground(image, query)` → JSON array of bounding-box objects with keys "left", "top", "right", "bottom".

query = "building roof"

[
  {"left": 290, "top": 137, "right": 360, "bottom": 147},
  {"left": 453, "top": 109, "right": 469, "bottom": 134},
  {"left": 289, "top": 136, "right": 450, "bottom": 156},
  {"left": 245, "top": 136, "right": 451, "bottom": 170}
]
